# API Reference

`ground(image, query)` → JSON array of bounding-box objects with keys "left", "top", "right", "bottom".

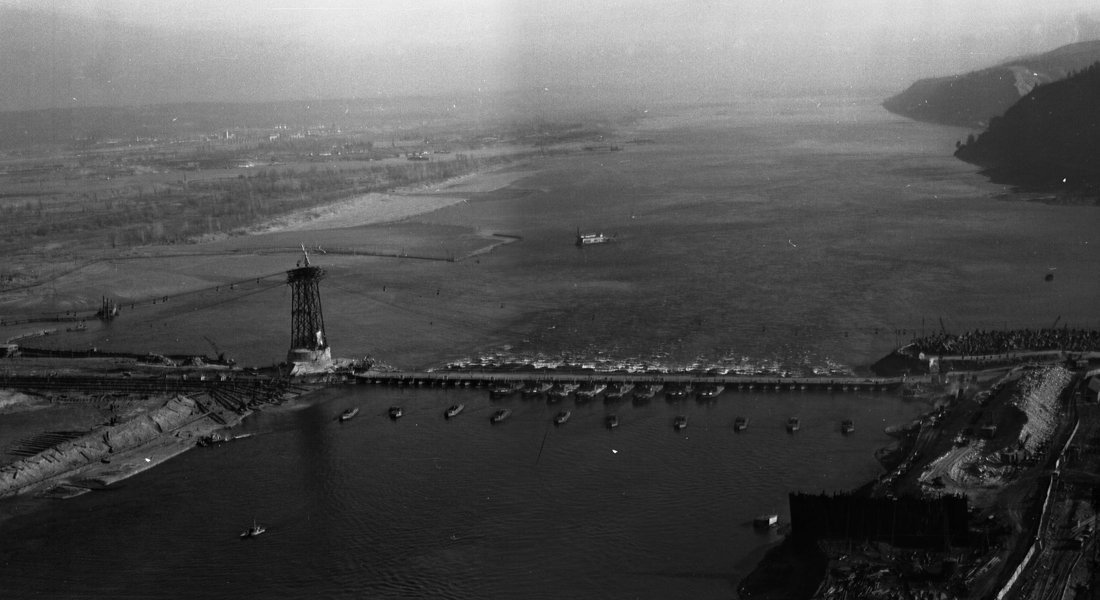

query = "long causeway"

[{"left": 356, "top": 370, "right": 911, "bottom": 392}]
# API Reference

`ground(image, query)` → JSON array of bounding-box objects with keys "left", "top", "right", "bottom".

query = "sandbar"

[{"left": 244, "top": 167, "right": 537, "bottom": 235}]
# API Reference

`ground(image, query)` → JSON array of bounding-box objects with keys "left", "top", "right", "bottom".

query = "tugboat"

[
  {"left": 673, "top": 415, "right": 687, "bottom": 430},
  {"left": 554, "top": 410, "right": 572, "bottom": 425},
  {"left": 444, "top": 404, "right": 465, "bottom": 419},
  {"left": 575, "top": 383, "right": 607, "bottom": 403},
  {"left": 841, "top": 419, "right": 855, "bottom": 435},
  {"left": 786, "top": 417, "right": 800, "bottom": 432},
  {"left": 198, "top": 433, "right": 228, "bottom": 447},
  {"left": 696, "top": 384, "right": 725, "bottom": 400},
  {"left": 547, "top": 382, "right": 578, "bottom": 403},
  {"left": 733, "top": 416, "right": 748, "bottom": 431},
  {"left": 632, "top": 383, "right": 663, "bottom": 403},
  {"left": 605, "top": 414, "right": 620, "bottom": 429},
  {"left": 665, "top": 383, "right": 693, "bottom": 401},
  {"left": 339, "top": 407, "right": 359, "bottom": 422},
  {"left": 521, "top": 382, "right": 553, "bottom": 398},
  {"left": 389, "top": 406, "right": 404, "bottom": 420},
  {"left": 489, "top": 382, "right": 522, "bottom": 399},
  {"left": 239, "top": 520, "right": 266, "bottom": 539},
  {"left": 604, "top": 382, "right": 634, "bottom": 402},
  {"left": 490, "top": 408, "right": 512, "bottom": 423}
]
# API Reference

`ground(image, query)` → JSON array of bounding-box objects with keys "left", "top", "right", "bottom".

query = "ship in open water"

[{"left": 576, "top": 228, "right": 616, "bottom": 247}]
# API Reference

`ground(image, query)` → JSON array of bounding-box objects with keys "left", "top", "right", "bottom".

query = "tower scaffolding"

[{"left": 286, "top": 245, "right": 331, "bottom": 368}]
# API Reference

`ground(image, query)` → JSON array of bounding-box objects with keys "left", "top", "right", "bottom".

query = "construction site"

[
  {"left": 0, "top": 247, "right": 363, "bottom": 505},
  {"left": 0, "top": 133, "right": 1097, "bottom": 597},
  {"left": 3, "top": 245, "right": 1099, "bottom": 600},
  {"left": 740, "top": 345, "right": 1100, "bottom": 599}
]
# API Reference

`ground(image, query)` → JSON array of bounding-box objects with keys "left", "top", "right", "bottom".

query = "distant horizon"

[
  {"left": 1, "top": 1, "right": 1099, "bottom": 112},
  {"left": 0, "top": 82, "right": 913, "bottom": 117}
]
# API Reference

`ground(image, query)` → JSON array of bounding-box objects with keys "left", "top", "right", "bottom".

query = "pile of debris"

[{"left": 1010, "top": 365, "right": 1072, "bottom": 454}]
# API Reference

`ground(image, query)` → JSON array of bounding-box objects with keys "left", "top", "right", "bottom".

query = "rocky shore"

[{"left": 737, "top": 349, "right": 1096, "bottom": 600}]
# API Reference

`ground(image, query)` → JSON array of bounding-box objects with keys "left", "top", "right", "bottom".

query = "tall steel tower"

[{"left": 286, "top": 245, "right": 331, "bottom": 365}]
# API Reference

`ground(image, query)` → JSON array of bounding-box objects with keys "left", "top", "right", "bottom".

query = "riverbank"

[
  {"left": 0, "top": 150, "right": 557, "bottom": 369},
  {"left": 0, "top": 394, "right": 209, "bottom": 499},
  {"left": 231, "top": 165, "right": 541, "bottom": 237},
  {"left": 0, "top": 355, "right": 329, "bottom": 527},
  {"left": 736, "top": 356, "right": 1094, "bottom": 599},
  {"left": 737, "top": 538, "right": 828, "bottom": 599}
]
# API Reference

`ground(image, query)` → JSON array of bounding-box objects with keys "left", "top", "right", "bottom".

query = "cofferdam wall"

[{"left": 789, "top": 492, "right": 970, "bottom": 548}]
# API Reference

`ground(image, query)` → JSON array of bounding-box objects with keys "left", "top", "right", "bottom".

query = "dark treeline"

[
  {"left": 909, "top": 328, "right": 1100, "bottom": 356},
  {"left": 0, "top": 151, "right": 536, "bottom": 249},
  {"left": 882, "top": 39, "right": 1100, "bottom": 129},
  {"left": 954, "top": 61, "right": 1100, "bottom": 192}
]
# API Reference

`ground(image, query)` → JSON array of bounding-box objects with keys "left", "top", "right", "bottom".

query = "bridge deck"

[{"left": 356, "top": 370, "right": 910, "bottom": 391}]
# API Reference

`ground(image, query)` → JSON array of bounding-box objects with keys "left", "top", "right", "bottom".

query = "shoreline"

[
  {"left": 196, "top": 163, "right": 541, "bottom": 242},
  {"left": 737, "top": 359, "right": 1092, "bottom": 599},
  {"left": 1, "top": 344, "right": 1097, "bottom": 599},
  {"left": 0, "top": 394, "right": 237, "bottom": 498},
  {"left": 0, "top": 366, "right": 323, "bottom": 524}
]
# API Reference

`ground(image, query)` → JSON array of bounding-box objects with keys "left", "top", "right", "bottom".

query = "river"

[{"left": 1, "top": 92, "right": 1098, "bottom": 598}]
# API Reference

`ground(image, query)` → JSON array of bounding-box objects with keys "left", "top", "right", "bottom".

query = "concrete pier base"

[{"left": 287, "top": 347, "right": 332, "bottom": 376}]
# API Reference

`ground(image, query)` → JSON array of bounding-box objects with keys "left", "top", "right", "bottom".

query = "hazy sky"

[{"left": 2, "top": 0, "right": 1099, "bottom": 109}]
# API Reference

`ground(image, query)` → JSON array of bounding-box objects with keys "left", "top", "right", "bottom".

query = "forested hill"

[
  {"left": 953, "top": 62, "right": 1100, "bottom": 191},
  {"left": 882, "top": 40, "right": 1100, "bottom": 128}
]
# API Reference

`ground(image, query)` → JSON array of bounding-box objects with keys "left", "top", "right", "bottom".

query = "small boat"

[
  {"left": 696, "top": 384, "right": 724, "bottom": 400},
  {"left": 489, "top": 382, "right": 522, "bottom": 399},
  {"left": 554, "top": 410, "right": 572, "bottom": 425},
  {"left": 389, "top": 406, "right": 404, "bottom": 419},
  {"left": 733, "top": 416, "right": 748, "bottom": 431},
  {"left": 665, "top": 383, "right": 693, "bottom": 400},
  {"left": 632, "top": 383, "right": 663, "bottom": 402},
  {"left": 841, "top": 419, "right": 855, "bottom": 434},
  {"left": 576, "top": 229, "right": 616, "bottom": 247},
  {"left": 575, "top": 383, "right": 607, "bottom": 403},
  {"left": 490, "top": 408, "right": 512, "bottom": 423},
  {"left": 339, "top": 407, "right": 359, "bottom": 422},
  {"left": 786, "top": 417, "right": 800, "bottom": 432},
  {"left": 547, "top": 382, "right": 578, "bottom": 402},
  {"left": 198, "top": 434, "right": 225, "bottom": 447},
  {"left": 605, "top": 414, "right": 620, "bottom": 429},
  {"left": 604, "top": 382, "right": 634, "bottom": 402},
  {"left": 444, "top": 404, "right": 465, "bottom": 419},
  {"left": 521, "top": 382, "right": 553, "bottom": 398},
  {"left": 240, "top": 521, "right": 266, "bottom": 539},
  {"left": 673, "top": 415, "right": 687, "bottom": 430},
  {"left": 753, "top": 514, "right": 779, "bottom": 529}
]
